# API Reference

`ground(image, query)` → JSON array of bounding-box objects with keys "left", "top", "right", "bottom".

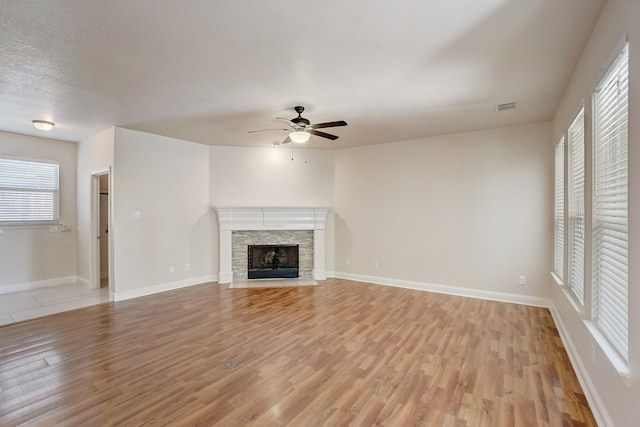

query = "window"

[
  {"left": 554, "top": 137, "right": 565, "bottom": 280},
  {"left": 593, "top": 42, "right": 629, "bottom": 361},
  {"left": 0, "top": 157, "right": 60, "bottom": 223},
  {"left": 567, "top": 107, "right": 585, "bottom": 305}
]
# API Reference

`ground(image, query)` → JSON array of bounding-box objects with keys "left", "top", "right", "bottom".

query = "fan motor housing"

[{"left": 291, "top": 117, "right": 310, "bottom": 126}]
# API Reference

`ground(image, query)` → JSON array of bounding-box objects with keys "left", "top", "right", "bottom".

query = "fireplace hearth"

[{"left": 248, "top": 244, "right": 299, "bottom": 279}]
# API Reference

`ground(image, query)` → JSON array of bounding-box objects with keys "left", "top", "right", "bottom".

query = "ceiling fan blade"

[
  {"left": 309, "top": 129, "right": 339, "bottom": 140},
  {"left": 248, "top": 128, "right": 288, "bottom": 133},
  {"left": 281, "top": 135, "right": 292, "bottom": 144},
  {"left": 311, "top": 120, "right": 347, "bottom": 129},
  {"left": 276, "top": 116, "right": 295, "bottom": 121}
]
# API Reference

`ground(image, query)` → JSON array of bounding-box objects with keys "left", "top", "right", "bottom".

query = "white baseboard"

[
  {"left": 113, "top": 274, "right": 218, "bottom": 302},
  {"left": 548, "top": 305, "right": 613, "bottom": 427},
  {"left": 77, "top": 277, "right": 91, "bottom": 287},
  {"left": 332, "top": 271, "right": 551, "bottom": 308},
  {"left": 0, "top": 275, "right": 79, "bottom": 294}
]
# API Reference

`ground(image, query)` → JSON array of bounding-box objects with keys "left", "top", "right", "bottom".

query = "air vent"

[{"left": 496, "top": 102, "right": 517, "bottom": 112}]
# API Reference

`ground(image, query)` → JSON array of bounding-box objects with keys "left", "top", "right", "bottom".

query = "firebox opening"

[{"left": 247, "top": 244, "right": 299, "bottom": 279}]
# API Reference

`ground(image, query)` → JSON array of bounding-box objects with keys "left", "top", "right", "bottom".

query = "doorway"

[
  {"left": 91, "top": 170, "right": 113, "bottom": 298},
  {"left": 99, "top": 174, "right": 109, "bottom": 288}
]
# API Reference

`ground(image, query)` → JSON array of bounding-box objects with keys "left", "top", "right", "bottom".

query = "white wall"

[
  {"left": 550, "top": 0, "right": 638, "bottom": 426},
  {"left": 76, "top": 127, "right": 114, "bottom": 284},
  {"left": 333, "top": 122, "right": 552, "bottom": 302},
  {"left": 0, "top": 131, "right": 77, "bottom": 290},
  {"left": 112, "top": 128, "right": 212, "bottom": 299},
  {"left": 209, "top": 145, "right": 336, "bottom": 274}
]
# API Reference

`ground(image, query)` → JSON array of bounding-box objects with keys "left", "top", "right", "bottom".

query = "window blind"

[
  {"left": 0, "top": 157, "right": 59, "bottom": 223},
  {"left": 593, "top": 42, "right": 629, "bottom": 361},
  {"left": 568, "top": 107, "right": 585, "bottom": 305},
  {"left": 554, "top": 137, "right": 565, "bottom": 279}
]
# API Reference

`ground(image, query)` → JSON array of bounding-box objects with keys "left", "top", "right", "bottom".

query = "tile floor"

[{"left": 0, "top": 282, "right": 110, "bottom": 326}]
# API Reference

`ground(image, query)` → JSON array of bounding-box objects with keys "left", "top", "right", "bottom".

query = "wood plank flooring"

[{"left": 0, "top": 279, "right": 595, "bottom": 426}]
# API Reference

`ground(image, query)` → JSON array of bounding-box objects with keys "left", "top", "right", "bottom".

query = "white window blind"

[
  {"left": 554, "top": 137, "right": 565, "bottom": 279},
  {"left": 0, "top": 157, "right": 59, "bottom": 223},
  {"left": 593, "top": 42, "right": 629, "bottom": 361},
  {"left": 568, "top": 107, "right": 585, "bottom": 305}
]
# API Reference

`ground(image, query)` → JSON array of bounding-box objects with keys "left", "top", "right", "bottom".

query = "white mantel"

[{"left": 214, "top": 207, "right": 329, "bottom": 283}]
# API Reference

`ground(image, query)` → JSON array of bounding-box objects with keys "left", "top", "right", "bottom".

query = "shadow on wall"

[
  {"left": 333, "top": 212, "right": 352, "bottom": 273},
  {"left": 211, "top": 208, "right": 223, "bottom": 280},
  {"left": 184, "top": 209, "right": 215, "bottom": 279}
]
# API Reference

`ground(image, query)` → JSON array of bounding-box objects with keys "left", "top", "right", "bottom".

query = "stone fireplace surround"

[
  {"left": 234, "top": 231, "right": 312, "bottom": 280},
  {"left": 214, "top": 207, "right": 329, "bottom": 283}
]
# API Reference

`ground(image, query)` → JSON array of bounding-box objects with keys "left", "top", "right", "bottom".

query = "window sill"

[
  {"left": 561, "top": 287, "right": 585, "bottom": 316},
  {"left": 584, "top": 320, "right": 631, "bottom": 385},
  {"left": 550, "top": 271, "right": 563, "bottom": 286},
  {"left": 0, "top": 221, "right": 64, "bottom": 231}
]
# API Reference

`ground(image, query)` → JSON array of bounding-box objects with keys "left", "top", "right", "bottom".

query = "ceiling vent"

[{"left": 496, "top": 102, "right": 517, "bottom": 112}]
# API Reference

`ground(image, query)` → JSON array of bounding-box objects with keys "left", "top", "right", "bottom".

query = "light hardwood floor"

[{"left": 0, "top": 279, "right": 595, "bottom": 426}]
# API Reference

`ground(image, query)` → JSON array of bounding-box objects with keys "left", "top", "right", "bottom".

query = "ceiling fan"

[{"left": 249, "top": 106, "right": 347, "bottom": 144}]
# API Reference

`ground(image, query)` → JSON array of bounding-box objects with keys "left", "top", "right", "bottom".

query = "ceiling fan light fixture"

[
  {"left": 32, "top": 120, "right": 55, "bottom": 131},
  {"left": 289, "top": 131, "right": 310, "bottom": 143}
]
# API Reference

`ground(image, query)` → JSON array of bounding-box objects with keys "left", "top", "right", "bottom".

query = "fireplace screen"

[{"left": 247, "top": 244, "right": 299, "bottom": 279}]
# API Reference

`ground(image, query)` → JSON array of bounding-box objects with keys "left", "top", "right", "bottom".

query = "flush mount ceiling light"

[
  {"left": 32, "top": 120, "right": 55, "bottom": 131},
  {"left": 289, "top": 131, "right": 310, "bottom": 144}
]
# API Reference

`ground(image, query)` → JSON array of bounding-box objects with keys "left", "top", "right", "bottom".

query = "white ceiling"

[{"left": 0, "top": 0, "right": 605, "bottom": 149}]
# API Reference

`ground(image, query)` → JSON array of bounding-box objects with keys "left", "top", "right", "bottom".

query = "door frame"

[{"left": 90, "top": 168, "right": 113, "bottom": 298}]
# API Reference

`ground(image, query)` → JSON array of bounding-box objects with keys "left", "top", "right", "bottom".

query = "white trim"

[
  {"left": 548, "top": 305, "right": 614, "bottom": 427},
  {"left": 0, "top": 275, "right": 79, "bottom": 294},
  {"left": 214, "top": 207, "right": 329, "bottom": 231},
  {"left": 333, "top": 271, "right": 551, "bottom": 308},
  {"left": 584, "top": 320, "right": 631, "bottom": 380},
  {"left": 77, "top": 276, "right": 91, "bottom": 287},
  {"left": 561, "top": 287, "right": 585, "bottom": 317},
  {"left": 113, "top": 275, "right": 217, "bottom": 302},
  {"left": 550, "top": 271, "right": 563, "bottom": 286}
]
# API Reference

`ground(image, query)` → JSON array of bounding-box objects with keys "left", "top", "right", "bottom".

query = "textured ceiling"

[{"left": 0, "top": 0, "right": 605, "bottom": 149}]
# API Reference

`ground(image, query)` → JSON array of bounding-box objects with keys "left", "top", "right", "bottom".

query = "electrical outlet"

[
  {"left": 169, "top": 266, "right": 174, "bottom": 273},
  {"left": 185, "top": 263, "right": 190, "bottom": 271},
  {"left": 131, "top": 210, "right": 141, "bottom": 219},
  {"left": 345, "top": 258, "right": 351, "bottom": 266},
  {"left": 373, "top": 261, "right": 379, "bottom": 269},
  {"left": 519, "top": 275, "right": 526, "bottom": 285},
  {"left": 49, "top": 226, "right": 59, "bottom": 233}
]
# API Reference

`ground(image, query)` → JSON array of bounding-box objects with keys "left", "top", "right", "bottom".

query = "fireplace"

[
  {"left": 248, "top": 244, "right": 299, "bottom": 279},
  {"left": 214, "top": 207, "right": 329, "bottom": 284}
]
